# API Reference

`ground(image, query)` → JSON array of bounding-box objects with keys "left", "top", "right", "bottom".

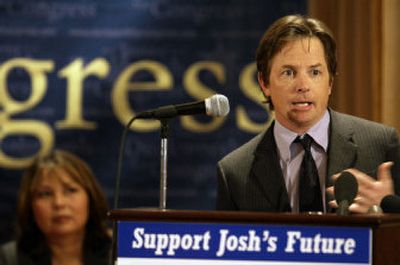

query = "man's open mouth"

[{"left": 293, "top": 102, "right": 312, "bottom": 106}]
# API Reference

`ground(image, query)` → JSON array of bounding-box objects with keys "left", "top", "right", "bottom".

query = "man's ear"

[
  {"left": 328, "top": 77, "right": 334, "bottom": 95},
  {"left": 257, "top": 72, "right": 270, "bottom": 97}
]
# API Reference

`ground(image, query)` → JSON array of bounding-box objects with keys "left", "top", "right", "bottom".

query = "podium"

[{"left": 109, "top": 209, "right": 400, "bottom": 265}]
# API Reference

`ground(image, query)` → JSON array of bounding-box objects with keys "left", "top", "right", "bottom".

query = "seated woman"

[{"left": 0, "top": 150, "right": 111, "bottom": 265}]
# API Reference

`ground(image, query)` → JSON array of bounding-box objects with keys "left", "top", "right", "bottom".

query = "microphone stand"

[{"left": 159, "top": 118, "right": 170, "bottom": 209}]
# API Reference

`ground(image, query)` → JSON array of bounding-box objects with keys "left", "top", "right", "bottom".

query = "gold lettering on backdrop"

[
  {"left": 0, "top": 57, "right": 270, "bottom": 168},
  {"left": 181, "top": 61, "right": 226, "bottom": 132},
  {"left": 0, "top": 121, "right": 53, "bottom": 168},
  {"left": 112, "top": 60, "right": 173, "bottom": 132},
  {"left": 56, "top": 58, "right": 110, "bottom": 129},
  {"left": 0, "top": 58, "right": 54, "bottom": 168},
  {"left": 236, "top": 62, "right": 271, "bottom": 133}
]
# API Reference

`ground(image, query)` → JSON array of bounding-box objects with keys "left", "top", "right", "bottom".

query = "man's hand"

[{"left": 327, "top": 162, "right": 394, "bottom": 213}]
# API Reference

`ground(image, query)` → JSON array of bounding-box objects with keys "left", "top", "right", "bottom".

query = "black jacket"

[{"left": 0, "top": 241, "right": 110, "bottom": 265}]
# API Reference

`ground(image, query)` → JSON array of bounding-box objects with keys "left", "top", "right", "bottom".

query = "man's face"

[{"left": 259, "top": 37, "right": 332, "bottom": 134}]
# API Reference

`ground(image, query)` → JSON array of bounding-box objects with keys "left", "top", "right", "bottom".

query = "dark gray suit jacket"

[{"left": 217, "top": 110, "right": 400, "bottom": 212}]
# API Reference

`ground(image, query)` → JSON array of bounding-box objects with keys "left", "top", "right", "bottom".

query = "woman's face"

[{"left": 32, "top": 168, "right": 89, "bottom": 239}]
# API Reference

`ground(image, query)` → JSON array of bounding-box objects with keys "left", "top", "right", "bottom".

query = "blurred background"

[{"left": 0, "top": 0, "right": 399, "bottom": 244}]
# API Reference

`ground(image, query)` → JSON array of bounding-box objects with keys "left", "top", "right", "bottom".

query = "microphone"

[
  {"left": 381, "top": 195, "right": 400, "bottom": 213},
  {"left": 136, "top": 94, "right": 230, "bottom": 119},
  {"left": 334, "top": 171, "right": 358, "bottom": 216}
]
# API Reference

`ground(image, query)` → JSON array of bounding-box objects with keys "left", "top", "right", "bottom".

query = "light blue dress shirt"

[{"left": 273, "top": 110, "right": 330, "bottom": 213}]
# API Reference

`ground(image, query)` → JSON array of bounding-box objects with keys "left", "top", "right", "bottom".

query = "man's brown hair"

[{"left": 256, "top": 15, "right": 337, "bottom": 108}]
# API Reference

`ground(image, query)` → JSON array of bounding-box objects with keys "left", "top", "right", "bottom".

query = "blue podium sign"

[{"left": 117, "top": 221, "right": 371, "bottom": 265}]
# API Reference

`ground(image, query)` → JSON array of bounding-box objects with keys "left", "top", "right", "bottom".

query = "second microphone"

[{"left": 135, "top": 94, "right": 230, "bottom": 119}]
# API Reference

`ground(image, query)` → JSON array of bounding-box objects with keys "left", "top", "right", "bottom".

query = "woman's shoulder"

[
  {"left": 0, "top": 241, "right": 17, "bottom": 265},
  {"left": 0, "top": 241, "right": 42, "bottom": 265}
]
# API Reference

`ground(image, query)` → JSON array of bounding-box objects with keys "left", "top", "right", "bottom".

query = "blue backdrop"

[{"left": 0, "top": 0, "right": 306, "bottom": 243}]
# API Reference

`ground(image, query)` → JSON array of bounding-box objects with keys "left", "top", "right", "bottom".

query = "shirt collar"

[
  {"left": 274, "top": 110, "right": 330, "bottom": 161},
  {"left": 306, "top": 110, "right": 330, "bottom": 152}
]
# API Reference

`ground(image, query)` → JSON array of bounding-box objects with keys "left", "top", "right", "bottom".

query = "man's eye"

[
  {"left": 311, "top": 69, "right": 321, "bottom": 76},
  {"left": 282, "top": 69, "right": 294, "bottom": 76}
]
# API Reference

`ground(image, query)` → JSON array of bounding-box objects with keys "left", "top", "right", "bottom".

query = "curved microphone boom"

[
  {"left": 135, "top": 94, "right": 230, "bottom": 119},
  {"left": 110, "top": 94, "right": 230, "bottom": 265},
  {"left": 113, "top": 94, "right": 230, "bottom": 209},
  {"left": 334, "top": 171, "right": 358, "bottom": 216}
]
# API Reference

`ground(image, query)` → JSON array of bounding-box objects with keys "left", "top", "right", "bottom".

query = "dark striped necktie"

[{"left": 295, "top": 134, "right": 323, "bottom": 212}]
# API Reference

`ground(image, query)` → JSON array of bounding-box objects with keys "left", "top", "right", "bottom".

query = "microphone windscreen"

[
  {"left": 334, "top": 171, "right": 358, "bottom": 204},
  {"left": 205, "top": 94, "right": 230, "bottom": 117},
  {"left": 381, "top": 195, "right": 400, "bottom": 213}
]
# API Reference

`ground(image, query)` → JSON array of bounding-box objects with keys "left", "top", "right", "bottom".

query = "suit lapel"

[
  {"left": 327, "top": 110, "right": 358, "bottom": 181},
  {"left": 250, "top": 123, "right": 291, "bottom": 211},
  {"left": 326, "top": 110, "right": 358, "bottom": 206},
  {"left": 248, "top": 110, "right": 358, "bottom": 212}
]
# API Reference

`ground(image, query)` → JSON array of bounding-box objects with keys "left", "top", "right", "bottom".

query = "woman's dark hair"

[{"left": 16, "top": 150, "right": 111, "bottom": 255}]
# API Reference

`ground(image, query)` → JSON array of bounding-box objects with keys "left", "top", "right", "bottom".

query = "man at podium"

[{"left": 216, "top": 14, "right": 400, "bottom": 214}]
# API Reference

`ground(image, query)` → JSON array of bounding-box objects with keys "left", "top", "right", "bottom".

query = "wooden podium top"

[
  {"left": 108, "top": 208, "right": 400, "bottom": 228},
  {"left": 109, "top": 208, "right": 400, "bottom": 265}
]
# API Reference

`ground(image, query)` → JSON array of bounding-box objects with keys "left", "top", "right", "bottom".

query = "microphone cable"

[
  {"left": 113, "top": 115, "right": 138, "bottom": 209},
  {"left": 109, "top": 114, "right": 137, "bottom": 265}
]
